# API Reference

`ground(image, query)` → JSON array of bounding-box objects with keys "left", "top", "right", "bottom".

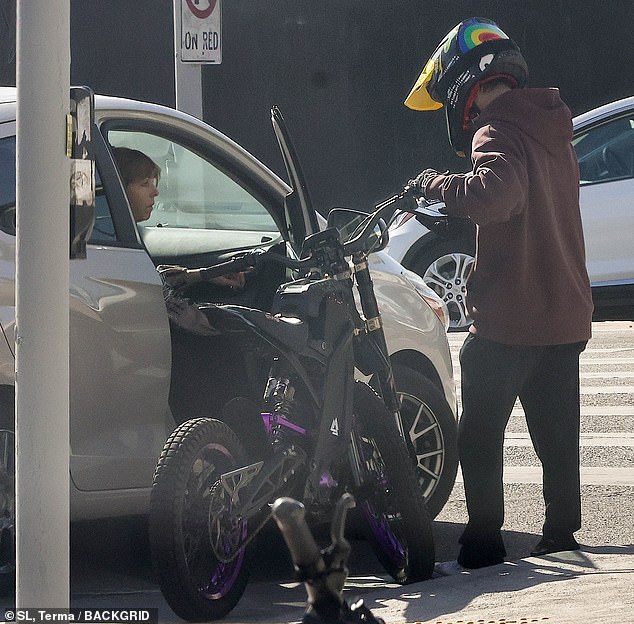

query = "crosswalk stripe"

[
  {"left": 454, "top": 466, "right": 634, "bottom": 486},
  {"left": 579, "top": 385, "right": 634, "bottom": 394},
  {"left": 581, "top": 358, "right": 634, "bottom": 365},
  {"left": 448, "top": 323, "right": 634, "bottom": 488},
  {"left": 582, "top": 348, "right": 634, "bottom": 355},
  {"left": 576, "top": 406, "right": 634, "bottom": 415},
  {"left": 504, "top": 432, "right": 634, "bottom": 447},
  {"left": 580, "top": 372, "right": 634, "bottom": 379}
]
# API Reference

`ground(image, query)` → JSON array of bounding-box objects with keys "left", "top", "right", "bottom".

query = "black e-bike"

[{"left": 148, "top": 171, "right": 437, "bottom": 620}]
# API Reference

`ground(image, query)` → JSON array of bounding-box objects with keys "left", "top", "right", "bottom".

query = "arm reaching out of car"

[{"left": 158, "top": 265, "right": 246, "bottom": 291}]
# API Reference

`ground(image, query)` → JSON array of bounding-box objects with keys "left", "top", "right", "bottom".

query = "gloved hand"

[
  {"left": 408, "top": 168, "right": 442, "bottom": 199},
  {"left": 164, "top": 293, "right": 219, "bottom": 335}
]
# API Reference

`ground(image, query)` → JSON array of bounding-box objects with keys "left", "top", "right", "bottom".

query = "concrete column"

[{"left": 15, "top": 0, "right": 70, "bottom": 607}]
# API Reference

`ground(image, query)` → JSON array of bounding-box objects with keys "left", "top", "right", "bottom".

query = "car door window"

[
  {"left": 0, "top": 135, "right": 119, "bottom": 245},
  {"left": 106, "top": 130, "right": 280, "bottom": 261},
  {"left": 89, "top": 170, "right": 118, "bottom": 243},
  {"left": 574, "top": 115, "right": 634, "bottom": 184}
]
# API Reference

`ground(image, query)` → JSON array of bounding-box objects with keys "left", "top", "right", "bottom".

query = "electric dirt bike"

[{"left": 148, "top": 189, "right": 436, "bottom": 621}]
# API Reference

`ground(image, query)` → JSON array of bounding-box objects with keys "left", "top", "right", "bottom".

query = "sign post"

[{"left": 173, "top": 0, "right": 222, "bottom": 118}]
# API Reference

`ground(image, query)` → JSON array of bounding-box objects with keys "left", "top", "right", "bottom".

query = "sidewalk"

[
  {"left": 368, "top": 545, "right": 634, "bottom": 624},
  {"left": 68, "top": 544, "right": 634, "bottom": 623}
]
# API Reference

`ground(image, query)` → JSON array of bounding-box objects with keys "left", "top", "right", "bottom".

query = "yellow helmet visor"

[{"left": 404, "top": 56, "right": 444, "bottom": 111}]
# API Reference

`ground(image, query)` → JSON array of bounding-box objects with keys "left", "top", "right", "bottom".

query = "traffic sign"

[{"left": 180, "top": 0, "right": 222, "bottom": 63}]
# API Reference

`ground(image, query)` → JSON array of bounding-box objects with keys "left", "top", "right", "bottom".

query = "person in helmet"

[{"left": 405, "top": 17, "right": 593, "bottom": 573}]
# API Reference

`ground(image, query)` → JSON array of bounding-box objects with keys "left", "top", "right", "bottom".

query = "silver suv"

[{"left": 0, "top": 88, "right": 457, "bottom": 588}]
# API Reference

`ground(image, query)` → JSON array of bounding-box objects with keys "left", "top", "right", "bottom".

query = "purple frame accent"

[{"left": 260, "top": 412, "right": 307, "bottom": 436}]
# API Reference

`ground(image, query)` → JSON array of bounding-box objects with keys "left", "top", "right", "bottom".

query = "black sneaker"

[{"left": 530, "top": 536, "right": 580, "bottom": 557}]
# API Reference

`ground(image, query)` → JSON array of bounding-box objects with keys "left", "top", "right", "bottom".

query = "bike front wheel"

[
  {"left": 350, "top": 382, "right": 435, "bottom": 583},
  {"left": 149, "top": 418, "right": 251, "bottom": 621}
]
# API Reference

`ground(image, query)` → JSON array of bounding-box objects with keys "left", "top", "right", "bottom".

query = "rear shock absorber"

[{"left": 261, "top": 363, "right": 305, "bottom": 447}]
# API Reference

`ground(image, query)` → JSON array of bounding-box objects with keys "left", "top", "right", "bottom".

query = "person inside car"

[
  {"left": 112, "top": 146, "right": 160, "bottom": 223},
  {"left": 404, "top": 17, "right": 593, "bottom": 574},
  {"left": 112, "top": 145, "right": 249, "bottom": 420},
  {"left": 112, "top": 145, "right": 245, "bottom": 292}
]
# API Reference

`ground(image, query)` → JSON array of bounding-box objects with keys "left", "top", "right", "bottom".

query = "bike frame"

[{"left": 205, "top": 214, "right": 407, "bottom": 539}]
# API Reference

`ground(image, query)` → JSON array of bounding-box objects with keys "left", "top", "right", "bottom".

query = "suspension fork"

[{"left": 351, "top": 252, "right": 406, "bottom": 439}]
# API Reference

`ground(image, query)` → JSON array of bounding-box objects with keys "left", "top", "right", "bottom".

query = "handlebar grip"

[
  {"left": 271, "top": 498, "right": 326, "bottom": 572},
  {"left": 198, "top": 253, "right": 258, "bottom": 280},
  {"left": 198, "top": 249, "right": 306, "bottom": 282}
]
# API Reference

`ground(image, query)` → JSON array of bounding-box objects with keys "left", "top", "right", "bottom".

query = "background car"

[
  {"left": 386, "top": 96, "right": 634, "bottom": 331},
  {"left": 0, "top": 88, "right": 458, "bottom": 591}
]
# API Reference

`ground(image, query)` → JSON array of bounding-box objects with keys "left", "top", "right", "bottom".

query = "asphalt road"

[{"left": 17, "top": 320, "right": 634, "bottom": 622}]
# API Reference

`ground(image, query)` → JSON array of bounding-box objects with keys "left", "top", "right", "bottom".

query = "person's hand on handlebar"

[
  {"left": 158, "top": 265, "right": 246, "bottom": 291},
  {"left": 408, "top": 168, "right": 443, "bottom": 200},
  {"left": 212, "top": 272, "right": 246, "bottom": 291}
]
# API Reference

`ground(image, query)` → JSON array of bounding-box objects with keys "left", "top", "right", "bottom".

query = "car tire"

[
  {"left": 0, "top": 388, "right": 15, "bottom": 597},
  {"left": 391, "top": 365, "right": 458, "bottom": 519},
  {"left": 412, "top": 239, "right": 475, "bottom": 332}
]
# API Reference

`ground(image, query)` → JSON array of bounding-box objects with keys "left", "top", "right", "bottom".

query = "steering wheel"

[{"left": 601, "top": 145, "right": 629, "bottom": 178}]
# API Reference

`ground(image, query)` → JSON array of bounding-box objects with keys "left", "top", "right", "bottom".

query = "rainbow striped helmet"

[{"left": 405, "top": 17, "right": 527, "bottom": 155}]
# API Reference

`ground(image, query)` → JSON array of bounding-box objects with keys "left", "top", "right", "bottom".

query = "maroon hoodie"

[{"left": 426, "top": 88, "right": 593, "bottom": 345}]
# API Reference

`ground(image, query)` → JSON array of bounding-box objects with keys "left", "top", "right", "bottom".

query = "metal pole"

[
  {"left": 15, "top": 0, "right": 70, "bottom": 608},
  {"left": 173, "top": 0, "right": 203, "bottom": 118}
]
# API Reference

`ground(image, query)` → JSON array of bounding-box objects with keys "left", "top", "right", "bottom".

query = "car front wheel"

[
  {"left": 371, "top": 366, "right": 458, "bottom": 519},
  {"left": 392, "top": 365, "right": 458, "bottom": 519},
  {"left": 412, "top": 239, "right": 475, "bottom": 332}
]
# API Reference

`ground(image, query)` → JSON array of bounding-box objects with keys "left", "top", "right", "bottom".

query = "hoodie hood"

[{"left": 476, "top": 87, "right": 573, "bottom": 154}]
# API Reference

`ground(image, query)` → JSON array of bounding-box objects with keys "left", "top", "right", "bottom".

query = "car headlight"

[{"left": 402, "top": 269, "right": 450, "bottom": 331}]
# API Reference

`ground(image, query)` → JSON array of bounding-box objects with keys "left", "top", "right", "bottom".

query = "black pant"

[{"left": 456, "top": 333, "right": 587, "bottom": 568}]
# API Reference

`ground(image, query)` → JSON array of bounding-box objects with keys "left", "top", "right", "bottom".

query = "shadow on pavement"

[
  {"left": 67, "top": 516, "right": 546, "bottom": 591},
  {"left": 363, "top": 543, "right": 634, "bottom": 623},
  {"left": 5, "top": 518, "right": 627, "bottom": 623}
]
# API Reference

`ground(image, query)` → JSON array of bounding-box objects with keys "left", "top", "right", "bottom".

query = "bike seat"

[{"left": 204, "top": 304, "right": 309, "bottom": 351}]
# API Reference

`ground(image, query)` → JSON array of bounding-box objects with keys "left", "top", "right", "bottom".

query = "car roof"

[
  {"left": 0, "top": 87, "right": 291, "bottom": 197},
  {"left": 573, "top": 96, "right": 634, "bottom": 130}
]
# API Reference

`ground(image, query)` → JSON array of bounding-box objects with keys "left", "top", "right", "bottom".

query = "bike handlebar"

[
  {"left": 197, "top": 248, "right": 306, "bottom": 281},
  {"left": 271, "top": 497, "right": 326, "bottom": 571},
  {"left": 191, "top": 182, "right": 467, "bottom": 283}
]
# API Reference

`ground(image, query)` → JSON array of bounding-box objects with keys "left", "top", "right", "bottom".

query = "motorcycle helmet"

[{"left": 404, "top": 17, "right": 528, "bottom": 156}]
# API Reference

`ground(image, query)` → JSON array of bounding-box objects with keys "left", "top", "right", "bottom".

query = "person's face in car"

[{"left": 127, "top": 176, "right": 159, "bottom": 223}]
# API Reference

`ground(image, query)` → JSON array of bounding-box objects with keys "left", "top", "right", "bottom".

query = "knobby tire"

[
  {"left": 352, "top": 382, "right": 435, "bottom": 583},
  {"left": 149, "top": 418, "right": 250, "bottom": 622}
]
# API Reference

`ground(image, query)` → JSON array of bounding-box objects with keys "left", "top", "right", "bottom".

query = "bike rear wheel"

[
  {"left": 351, "top": 382, "right": 435, "bottom": 583},
  {"left": 149, "top": 418, "right": 250, "bottom": 621}
]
